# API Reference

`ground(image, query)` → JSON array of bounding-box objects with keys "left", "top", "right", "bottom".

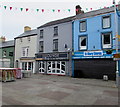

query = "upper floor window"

[
  {"left": 53, "top": 39, "right": 58, "bottom": 51},
  {"left": 80, "top": 20, "right": 86, "bottom": 32},
  {"left": 102, "top": 32, "right": 112, "bottom": 49},
  {"left": 102, "top": 16, "right": 111, "bottom": 29},
  {"left": 3, "top": 50, "right": 7, "bottom": 57},
  {"left": 79, "top": 36, "right": 87, "bottom": 50},
  {"left": 22, "top": 47, "right": 29, "bottom": 57},
  {"left": 39, "top": 41, "right": 44, "bottom": 52},
  {"left": 40, "top": 30, "right": 44, "bottom": 38},
  {"left": 20, "top": 38, "right": 22, "bottom": 42},
  {"left": 27, "top": 36, "right": 30, "bottom": 42},
  {"left": 54, "top": 26, "right": 58, "bottom": 36}
]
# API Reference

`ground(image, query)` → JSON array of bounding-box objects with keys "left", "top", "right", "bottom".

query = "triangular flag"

[
  {"left": 42, "top": 9, "right": 44, "bottom": 12},
  {"left": 58, "top": 9, "right": 60, "bottom": 12},
  {"left": 4, "top": 6, "right": 6, "bottom": 9},
  {"left": 26, "top": 8, "right": 28, "bottom": 12},
  {"left": 68, "top": 9, "right": 70, "bottom": 12},
  {"left": 52, "top": 9, "right": 55, "bottom": 12},
  {"left": 36, "top": 9, "right": 39, "bottom": 12},
  {"left": 20, "top": 8, "right": 23, "bottom": 11},
  {"left": 90, "top": 8, "right": 92, "bottom": 10},
  {"left": 86, "top": 8, "right": 88, "bottom": 11},
  {"left": 10, "top": 7, "right": 12, "bottom": 10}
]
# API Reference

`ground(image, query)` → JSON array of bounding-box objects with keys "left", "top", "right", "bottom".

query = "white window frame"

[
  {"left": 80, "top": 21, "right": 86, "bottom": 32},
  {"left": 102, "top": 33, "right": 112, "bottom": 49},
  {"left": 22, "top": 47, "right": 29, "bottom": 57},
  {"left": 79, "top": 36, "right": 87, "bottom": 50},
  {"left": 39, "top": 41, "right": 44, "bottom": 52},
  {"left": 40, "top": 29, "right": 44, "bottom": 38},
  {"left": 102, "top": 16, "right": 110, "bottom": 29}
]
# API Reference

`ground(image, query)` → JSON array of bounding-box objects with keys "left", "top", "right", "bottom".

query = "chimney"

[
  {"left": 24, "top": 26, "right": 31, "bottom": 32},
  {"left": 0, "top": 36, "right": 6, "bottom": 43},
  {"left": 76, "top": 5, "right": 84, "bottom": 15}
]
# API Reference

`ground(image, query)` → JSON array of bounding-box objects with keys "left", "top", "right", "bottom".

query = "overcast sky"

[{"left": 0, "top": 0, "right": 120, "bottom": 40}]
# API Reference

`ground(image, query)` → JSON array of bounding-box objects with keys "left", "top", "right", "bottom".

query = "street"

[{"left": 2, "top": 74, "right": 118, "bottom": 105}]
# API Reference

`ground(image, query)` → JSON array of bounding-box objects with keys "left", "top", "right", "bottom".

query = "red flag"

[
  {"left": 58, "top": 9, "right": 60, "bottom": 12},
  {"left": 90, "top": 8, "right": 92, "bottom": 10},
  {"left": 42, "top": 9, "right": 44, "bottom": 12},
  {"left": 26, "top": 8, "right": 28, "bottom": 12},
  {"left": 10, "top": 7, "right": 12, "bottom": 10}
]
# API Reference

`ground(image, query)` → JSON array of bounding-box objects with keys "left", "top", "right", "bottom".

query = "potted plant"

[{"left": 105, "top": 49, "right": 113, "bottom": 54}]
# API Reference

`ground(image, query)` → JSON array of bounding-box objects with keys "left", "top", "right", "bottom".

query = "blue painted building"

[{"left": 72, "top": 5, "right": 120, "bottom": 80}]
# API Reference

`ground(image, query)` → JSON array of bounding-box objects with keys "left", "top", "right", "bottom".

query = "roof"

[
  {"left": 76, "top": 5, "right": 120, "bottom": 19},
  {"left": 15, "top": 29, "right": 37, "bottom": 39},
  {"left": 37, "top": 4, "right": 120, "bottom": 29},
  {"left": 37, "top": 16, "right": 76, "bottom": 29},
  {"left": 0, "top": 40, "right": 14, "bottom": 48}
]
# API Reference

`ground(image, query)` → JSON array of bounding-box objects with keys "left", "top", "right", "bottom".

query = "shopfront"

[{"left": 35, "top": 52, "right": 72, "bottom": 76}]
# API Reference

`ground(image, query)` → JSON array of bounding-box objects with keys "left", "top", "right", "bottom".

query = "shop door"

[
  {"left": 38, "top": 61, "right": 45, "bottom": 73},
  {"left": 47, "top": 61, "right": 66, "bottom": 75}
]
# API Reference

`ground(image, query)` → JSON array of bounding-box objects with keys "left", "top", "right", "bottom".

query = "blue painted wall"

[{"left": 73, "top": 13, "right": 116, "bottom": 52}]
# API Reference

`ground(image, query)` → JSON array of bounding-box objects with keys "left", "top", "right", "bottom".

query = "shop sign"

[{"left": 84, "top": 51, "right": 103, "bottom": 56}]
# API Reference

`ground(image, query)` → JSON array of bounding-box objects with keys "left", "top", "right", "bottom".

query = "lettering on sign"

[{"left": 84, "top": 51, "right": 103, "bottom": 56}]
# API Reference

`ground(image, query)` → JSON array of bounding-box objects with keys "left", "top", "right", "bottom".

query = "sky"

[{"left": 0, "top": 0, "right": 120, "bottom": 40}]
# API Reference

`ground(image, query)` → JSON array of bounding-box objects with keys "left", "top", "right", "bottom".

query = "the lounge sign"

[{"left": 84, "top": 51, "right": 103, "bottom": 56}]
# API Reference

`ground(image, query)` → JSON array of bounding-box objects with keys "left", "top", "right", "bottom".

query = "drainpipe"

[{"left": 113, "top": 0, "right": 119, "bottom": 87}]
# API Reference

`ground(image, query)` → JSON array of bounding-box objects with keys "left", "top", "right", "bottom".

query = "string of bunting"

[{"left": 0, "top": 5, "right": 119, "bottom": 13}]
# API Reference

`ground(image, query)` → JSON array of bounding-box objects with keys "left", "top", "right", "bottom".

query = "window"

[
  {"left": 79, "top": 36, "right": 87, "bottom": 50},
  {"left": 39, "top": 41, "right": 44, "bottom": 52},
  {"left": 54, "top": 26, "right": 58, "bottom": 36},
  {"left": 28, "top": 37, "right": 30, "bottom": 42},
  {"left": 9, "top": 52, "right": 13, "bottom": 56},
  {"left": 40, "top": 30, "right": 44, "bottom": 38},
  {"left": 102, "top": 33, "right": 112, "bottom": 49},
  {"left": 80, "top": 21, "right": 86, "bottom": 32},
  {"left": 3, "top": 50, "right": 6, "bottom": 57},
  {"left": 53, "top": 39, "right": 58, "bottom": 51},
  {"left": 22, "top": 47, "right": 29, "bottom": 57},
  {"left": 102, "top": 16, "right": 111, "bottom": 28},
  {"left": 20, "top": 38, "right": 22, "bottom": 42}
]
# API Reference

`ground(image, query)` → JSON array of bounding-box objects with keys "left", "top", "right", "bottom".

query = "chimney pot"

[{"left": 24, "top": 26, "right": 31, "bottom": 32}]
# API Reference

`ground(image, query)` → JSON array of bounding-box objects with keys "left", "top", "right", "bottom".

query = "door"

[{"left": 38, "top": 61, "right": 45, "bottom": 73}]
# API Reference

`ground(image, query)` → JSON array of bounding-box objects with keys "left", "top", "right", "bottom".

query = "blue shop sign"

[{"left": 84, "top": 51, "right": 103, "bottom": 56}]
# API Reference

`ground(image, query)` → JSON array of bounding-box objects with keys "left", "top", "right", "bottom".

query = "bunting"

[{"left": 0, "top": 5, "right": 119, "bottom": 13}]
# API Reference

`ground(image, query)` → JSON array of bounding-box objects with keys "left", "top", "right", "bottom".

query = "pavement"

[{"left": 2, "top": 74, "right": 119, "bottom": 105}]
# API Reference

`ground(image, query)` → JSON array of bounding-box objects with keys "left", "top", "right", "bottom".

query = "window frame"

[
  {"left": 53, "top": 39, "right": 58, "bottom": 51},
  {"left": 22, "top": 47, "right": 29, "bottom": 57},
  {"left": 102, "top": 15, "right": 111, "bottom": 29},
  {"left": 39, "top": 41, "right": 44, "bottom": 52},
  {"left": 101, "top": 32, "right": 112, "bottom": 49},
  {"left": 79, "top": 35, "right": 87, "bottom": 50},
  {"left": 54, "top": 26, "right": 58, "bottom": 36},
  {"left": 40, "top": 29, "right": 44, "bottom": 39},
  {"left": 79, "top": 20, "right": 87, "bottom": 32}
]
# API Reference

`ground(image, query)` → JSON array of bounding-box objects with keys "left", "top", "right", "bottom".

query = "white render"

[{"left": 14, "top": 33, "right": 37, "bottom": 73}]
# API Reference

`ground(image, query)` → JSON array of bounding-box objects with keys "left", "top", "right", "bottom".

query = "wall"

[
  {"left": 38, "top": 22, "right": 72, "bottom": 53},
  {"left": 0, "top": 46, "right": 14, "bottom": 67},
  {"left": 14, "top": 35, "right": 37, "bottom": 67},
  {"left": 73, "top": 12, "right": 115, "bottom": 51}
]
